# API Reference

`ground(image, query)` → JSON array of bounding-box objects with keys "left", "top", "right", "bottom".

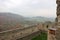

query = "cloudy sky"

[{"left": 0, "top": 0, "right": 56, "bottom": 18}]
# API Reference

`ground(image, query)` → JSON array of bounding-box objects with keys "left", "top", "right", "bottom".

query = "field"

[{"left": 31, "top": 32, "right": 47, "bottom": 40}]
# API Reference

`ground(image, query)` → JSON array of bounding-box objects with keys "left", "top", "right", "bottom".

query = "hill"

[
  {"left": 25, "top": 16, "right": 55, "bottom": 23},
  {"left": 0, "top": 13, "right": 55, "bottom": 31},
  {"left": 0, "top": 13, "right": 25, "bottom": 31}
]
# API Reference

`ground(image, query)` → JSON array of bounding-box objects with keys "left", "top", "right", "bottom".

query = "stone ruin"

[
  {"left": 56, "top": 0, "right": 60, "bottom": 40},
  {"left": 48, "top": 0, "right": 60, "bottom": 40}
]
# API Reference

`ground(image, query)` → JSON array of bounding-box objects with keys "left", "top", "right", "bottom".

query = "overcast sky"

[{"left": 0, "top": 0, "right": 56, "bottom": 18}]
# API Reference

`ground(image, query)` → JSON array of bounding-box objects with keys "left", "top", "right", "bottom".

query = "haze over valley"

[{"left": 0, "top": 13, "right": 55, "bottom": 31}]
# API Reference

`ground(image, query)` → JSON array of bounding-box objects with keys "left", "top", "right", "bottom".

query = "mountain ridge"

[{"left": 0, "top": 13, "right": 55, "bottom": 31}]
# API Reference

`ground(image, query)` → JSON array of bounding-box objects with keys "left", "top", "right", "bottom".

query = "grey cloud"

[{"left": 0, "top": 0, "right": 56, "bottom": 18}]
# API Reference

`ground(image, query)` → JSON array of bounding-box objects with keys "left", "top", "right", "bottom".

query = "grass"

[{"left": 31, "top": 32, "right": 47, "bottom": 40}]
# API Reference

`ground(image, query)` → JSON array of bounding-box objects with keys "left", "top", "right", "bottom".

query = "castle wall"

[
  {"left": 48, "top": 0, "right": 60, "bottom": 40},
  {"left": 56, "top": 0, "right": 60, "bottom": 40},
  {"left": 0, "top": 25, "right": 40, "bottom": 40}
]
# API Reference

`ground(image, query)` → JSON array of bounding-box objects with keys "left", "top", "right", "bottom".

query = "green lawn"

[{"left": 31, "top": 32, "right": 47, "bottom": 40}]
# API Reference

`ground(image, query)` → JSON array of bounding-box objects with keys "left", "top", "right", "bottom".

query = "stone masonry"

[
  {"left": 48, "top": 0, "right": 60, "bottom": 40},
  {"left": 56, "top": 0, "right": 60, "bottom": 40},
  {"left": 0, "top": 25, "right": 39, "bottom": 40}
]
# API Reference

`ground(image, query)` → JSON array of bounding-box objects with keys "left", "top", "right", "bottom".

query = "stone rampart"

[{"left": 0, "top": 25, "right": 39, "bottom": 40}]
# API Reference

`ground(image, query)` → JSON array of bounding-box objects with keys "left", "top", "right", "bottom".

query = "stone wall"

[
  {"left": 48, "top": 0, "right": 60, "bottom": 40},
  {"left": 48, "top": 28, "right": 56, "bottom": 40},
  {"left": 56, "top": 0, "right": 60, "bottom": 40},
  {"left": 0, "top": 25, "right": 41, "bottom": 40}
]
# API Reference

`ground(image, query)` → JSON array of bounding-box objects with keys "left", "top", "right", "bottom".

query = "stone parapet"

[{"left": 0, "top": 25, "right": 39, "bottom": 40}]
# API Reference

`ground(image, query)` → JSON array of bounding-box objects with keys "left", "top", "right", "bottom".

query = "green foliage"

[{"left": 31, "top": 32, "right": 47, "bottom": 40}]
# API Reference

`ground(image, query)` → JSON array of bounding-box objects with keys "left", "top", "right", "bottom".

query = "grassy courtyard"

[{"left": 31, "top": 32, "right": 47, "bottom": 40}]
